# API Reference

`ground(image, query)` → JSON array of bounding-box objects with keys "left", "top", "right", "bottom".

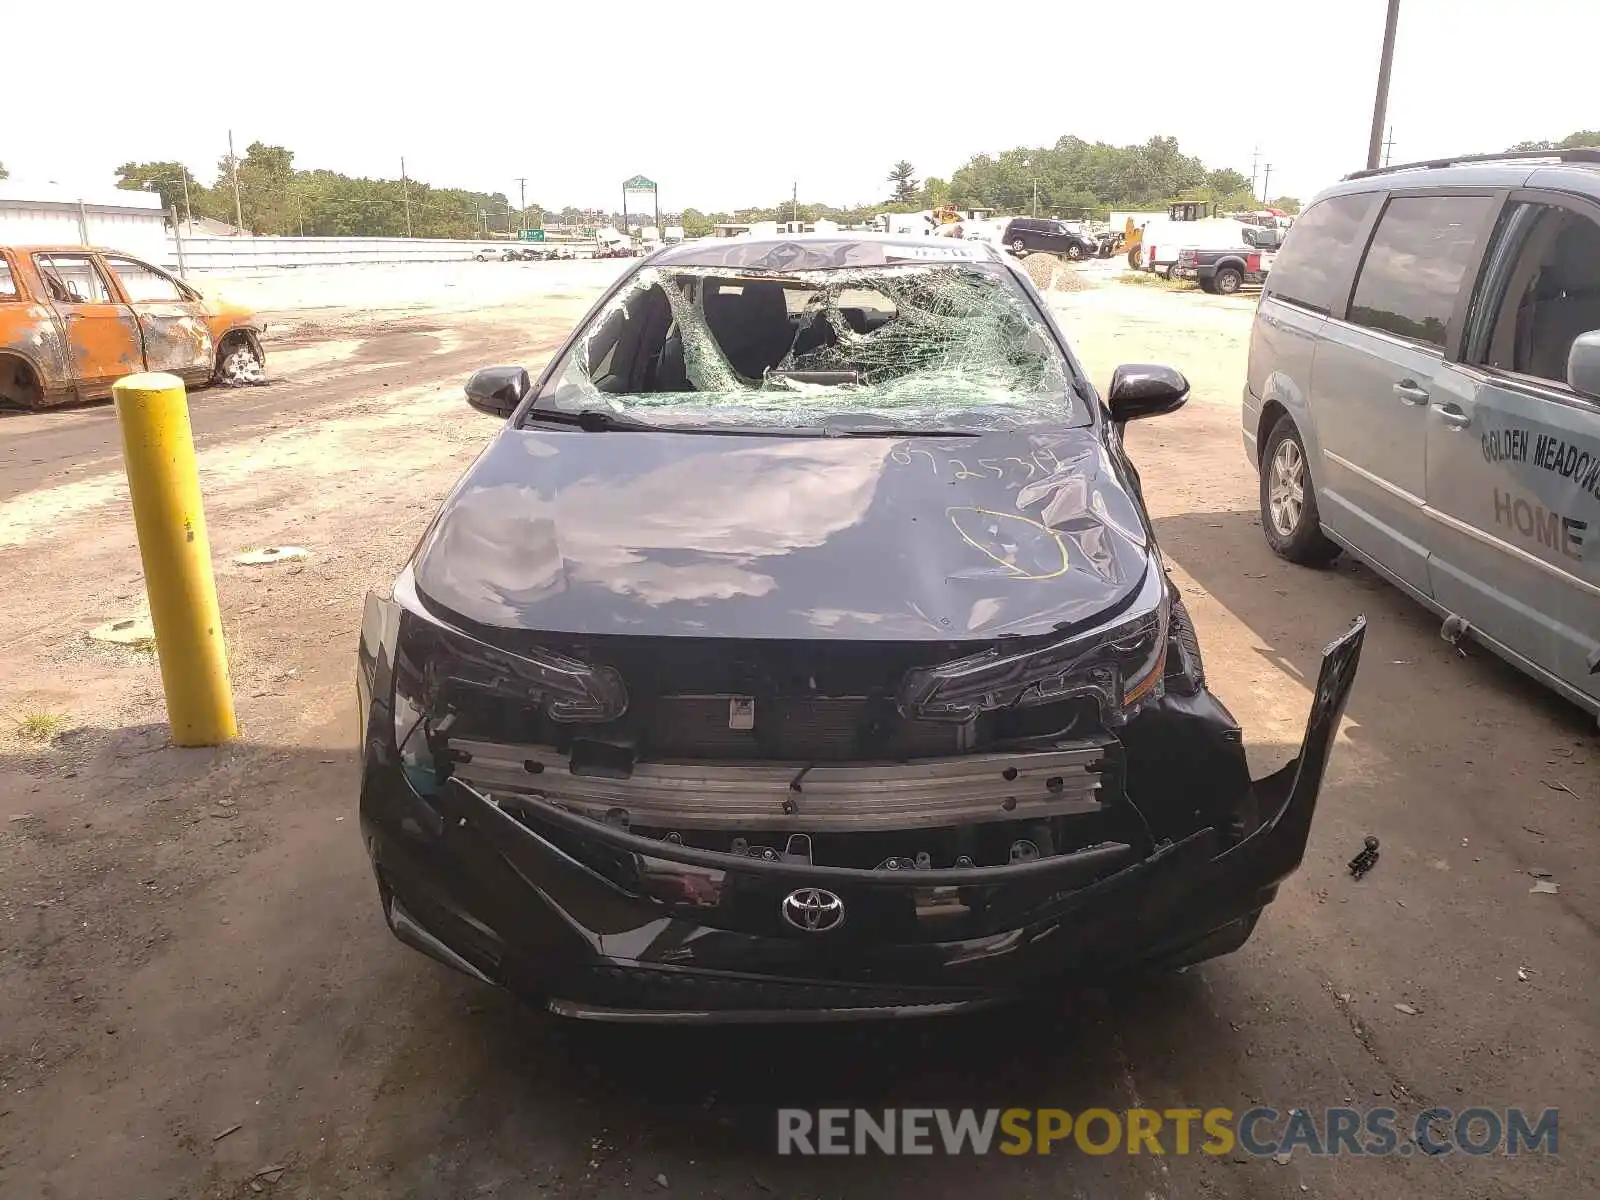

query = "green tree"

[
  {"left": 920, "top": 176, "right": 951, "bottom": 207},
  {"left": 221, "top": 142, "right": 296, "bottom": 235},
  {"left": 950, "top": 134, "right": 1223, "bottom": 214},
  {"left": 115, "top": 161, "right": 200, "bottom": 217},
  {"left": 680, "top": 207, "right": 715, "bottom": 236},
  {"left": 1270, "top": 196, "right": 1302, "bottom": 214},
  {"left": 0, "top": 161, "right": 8, "bottom": 181},
  {"left": 1206, "top": 168, "right": 1252, "bottom": 195},
  {"left": 887, "top": 160, "right": 919, "bottom": 203},
  {"left": 1508, "top": 131, "right": 1600, "bottom": 153}
]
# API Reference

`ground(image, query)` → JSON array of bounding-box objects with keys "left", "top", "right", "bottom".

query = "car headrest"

[
  {"left": 704, "top": 280, "right": 789, "bottom": 332},
  {"left": 1546, "top": 219, "right": 1600, "bottom": 293}
]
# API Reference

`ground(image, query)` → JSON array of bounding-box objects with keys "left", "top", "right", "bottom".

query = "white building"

[{"left": 0, "top": 183, "right": 171, "bottom": 262}]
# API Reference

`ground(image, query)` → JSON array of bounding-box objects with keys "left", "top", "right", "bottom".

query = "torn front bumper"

[{"left": 359, "top": 619, "right": 1365, "bottom": 1024}]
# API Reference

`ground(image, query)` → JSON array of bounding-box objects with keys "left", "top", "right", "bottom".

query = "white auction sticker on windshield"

[
  {"left": 883, "top": 243, "right": 982, "bottom": 261},
  {"left": 728, "top": 697, "right": 755, "bottom": 730}
]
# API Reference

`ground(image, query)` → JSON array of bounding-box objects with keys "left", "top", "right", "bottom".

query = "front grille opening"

[
  {"left": 420, "top": 630, "right": 1113, "bottom": 767},
  {"left": 638, "top": 694, "right": 959, "bottom": 761},
  {"left": 625, "top": 811, "right": 1128, "bottom": 871}
]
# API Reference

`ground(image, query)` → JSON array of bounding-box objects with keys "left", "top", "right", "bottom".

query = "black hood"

[{"left": 411, "top": 426, "right": 1154, "bottom": 642}]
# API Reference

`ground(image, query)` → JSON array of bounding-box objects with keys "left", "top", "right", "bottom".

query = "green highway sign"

[
  {"left": 622, "top": 175, "right": 657, "bottom": 191},
  {"left": 518, "top": 229, "right": 546, "bottom": 241}
]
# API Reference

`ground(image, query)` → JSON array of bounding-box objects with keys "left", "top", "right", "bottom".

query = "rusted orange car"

[{"left": 0, "top": 245, "right": 265, "bottom": 409}]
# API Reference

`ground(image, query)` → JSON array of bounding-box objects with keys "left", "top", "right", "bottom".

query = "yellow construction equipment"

[
  {"left": 112, "top": 373, "right": 237, "bottom": 746},
  {"left": 1122, "top": 217, "right": 1145, "bottom": 268}
]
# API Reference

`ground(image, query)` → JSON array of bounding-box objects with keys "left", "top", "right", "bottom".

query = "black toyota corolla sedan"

[{"left": 356, "top": 233, "right": 1364, "bottom": 1023}]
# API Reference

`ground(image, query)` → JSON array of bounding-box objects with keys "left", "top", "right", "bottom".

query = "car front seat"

[
  {"left": 1526, "top": 218, "right": 1600, "bottom": 383},
  {"left": 703, "top": 281, "right": 796, "bottom": 380}
]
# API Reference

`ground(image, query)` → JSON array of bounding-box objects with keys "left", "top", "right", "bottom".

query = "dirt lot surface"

[{"left": 1, "top": 259, "right": 1594, "bottom": 1199}]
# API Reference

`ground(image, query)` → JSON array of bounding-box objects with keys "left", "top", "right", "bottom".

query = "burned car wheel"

[
  {"left": 356, "top": 232, "right": 1367, "bottom": 1025},
  {"left": 214, "top": 336, "right": 265, "bottom": 387}
]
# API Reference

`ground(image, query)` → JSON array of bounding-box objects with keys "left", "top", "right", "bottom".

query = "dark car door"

[{"left": 1036, "top": 221, "right": 1070, "bottom": 253}]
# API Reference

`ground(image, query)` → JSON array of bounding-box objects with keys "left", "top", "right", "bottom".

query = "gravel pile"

[{"left": 1022, "top": 253, "right": 1093, "bottom": 292}]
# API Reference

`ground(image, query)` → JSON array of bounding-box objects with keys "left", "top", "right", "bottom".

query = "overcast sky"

[{"left": 5, "top": 0, "right": 1593, "bottom": 212}]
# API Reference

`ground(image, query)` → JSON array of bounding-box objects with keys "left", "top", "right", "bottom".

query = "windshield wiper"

[
  {"left": 821, "top": 424, "right": 983, "bottom": 438},
  {"left": 523, "top": 407, "right": 826, "bottom": 437},
  {"left": 523, "top": 407, "right": 669, "bottom": 432}
]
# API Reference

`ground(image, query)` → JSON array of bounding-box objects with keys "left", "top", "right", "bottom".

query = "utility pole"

[
  {"left": 1261, "top": 163, "right": 1273, "bottom": 205},
  {"left": 515, "top": 177, "right": 528, "bottom": 234},
  {"left": 1367, "top": 0, "right": 1402, "bottom": 171},
  {"left": 791, "top": 180, "right": 798, "bottom": 225},
  {"left": 1383, "top": 126, "right": 1396, "bottom": 167},
  {"left": 227, "top": 129, "right": 244, "bottom": 233},
  {"left": 1032, "top": 178, "right": 1039, "bottom": 219},
  {"left": 1250, "top": 145, "right": 1260, "bottom": 196},
  {"left": 401, "top": 157, "right": 413, "bottom": 237}
]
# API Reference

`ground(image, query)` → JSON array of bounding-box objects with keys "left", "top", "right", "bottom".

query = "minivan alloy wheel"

[{"left": 1268, "top": 438, "right": 1305, "bottom": 535}]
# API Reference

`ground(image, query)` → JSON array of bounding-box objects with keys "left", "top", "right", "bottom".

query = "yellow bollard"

[{"left": 113, "top": 373, "right": 238, "bottom": 746}]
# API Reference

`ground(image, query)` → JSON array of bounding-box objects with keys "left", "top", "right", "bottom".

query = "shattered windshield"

[{"left": 532, "top": 258, "right": 1083, "bottom": 432}]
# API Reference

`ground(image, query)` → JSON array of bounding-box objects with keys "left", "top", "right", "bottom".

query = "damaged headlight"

[
  {"left": 375, "top": 571, "right": 628, "bottom": 738},
  {"left": 406, "top": 623, "right": 627, "bottom": 725},
  {"left": 898, "top": 571, "right": 1169, "bottom": 726}
]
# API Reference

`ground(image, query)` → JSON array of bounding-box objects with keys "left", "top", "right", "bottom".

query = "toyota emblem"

[{"left": 781, "top": 887, "right": 845, "bottom": 933}]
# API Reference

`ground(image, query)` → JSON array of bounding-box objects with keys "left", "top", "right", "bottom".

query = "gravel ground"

[{"left": 0, "top": 261, "right": 1593, "bottom": 1200}]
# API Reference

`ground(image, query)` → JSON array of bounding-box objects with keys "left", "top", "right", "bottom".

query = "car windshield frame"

[{"left": 523, "top": 244, "right": 1093, "bottom": 435}]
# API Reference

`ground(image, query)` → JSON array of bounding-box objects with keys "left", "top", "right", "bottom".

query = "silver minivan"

[{"left": 1242, "top": 148, "right": 1600, "bottom": 718}]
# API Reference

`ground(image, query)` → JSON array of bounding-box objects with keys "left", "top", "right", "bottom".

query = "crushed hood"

[{"left": 412, "top": 426, "right": 1153, "bottom": 641}]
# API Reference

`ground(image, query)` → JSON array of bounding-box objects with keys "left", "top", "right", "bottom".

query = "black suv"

[{"left": 1001, "top": 218, "right": 1099, "bottom": 260}]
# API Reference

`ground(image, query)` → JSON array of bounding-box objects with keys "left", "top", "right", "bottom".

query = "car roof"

[
  {"left": 1313, "top": 153, "right": 1600, "bottom": 206},
  {"left": 651, "top": 232, "right": 1004, "bottom": 271},
  {"left": 2, "top": 245, "right": 137, "bottom": 255}
]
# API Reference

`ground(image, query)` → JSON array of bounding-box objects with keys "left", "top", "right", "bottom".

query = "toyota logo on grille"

[{"left": 781, "top": 888, "right": 845, "bottom": 933}]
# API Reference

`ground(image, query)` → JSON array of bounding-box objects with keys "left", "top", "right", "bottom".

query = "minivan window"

[
  {"left": 1348, "top": 195, "right": 1495, "bottom": 349},
  {"left": 1473, "top": 202, "right": 1600, "bottom": 387},
  {"left": 1260, "top": 192, "right": 1379, "bottom": 314}
]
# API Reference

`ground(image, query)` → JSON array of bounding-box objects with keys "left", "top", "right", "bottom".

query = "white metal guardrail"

[{"left": 163, "top": 235, "right": 597, "bottom": 272}]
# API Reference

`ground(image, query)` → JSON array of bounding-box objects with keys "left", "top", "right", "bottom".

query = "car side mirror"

[
  {"left": 1107, "top": 364, "right": 1190, "bottom": 423},
  {"left": 464, "top": 365, "right": 530, "bottom": 418},
  {"left": 1567, "top": 331, "right": 1600, "bottom": 400}
]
